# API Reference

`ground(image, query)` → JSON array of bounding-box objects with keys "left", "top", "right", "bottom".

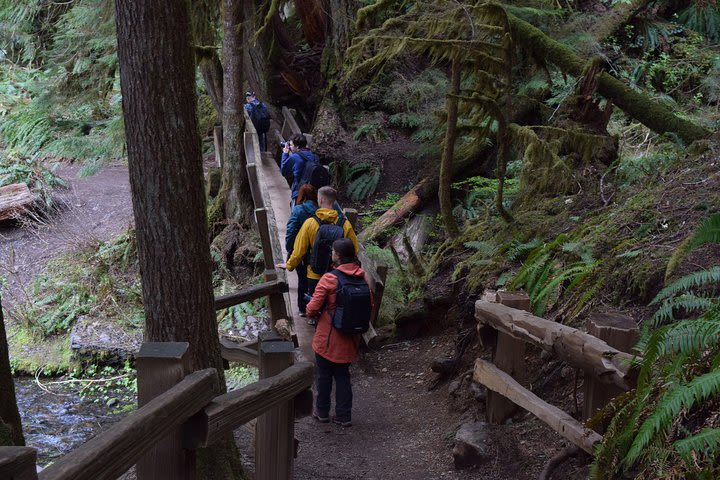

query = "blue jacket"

[
  {"left": 281, "top": 149, "right": 319, "bottom": 200},
  {"left": 285, "top": 200, "right": 344, "bottom": 253}
]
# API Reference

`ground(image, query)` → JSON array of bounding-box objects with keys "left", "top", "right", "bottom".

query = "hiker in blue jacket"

[
  {"left": 244, "top": 92, "right": 270, "bottom": 152},
  {"left": 280, "top": 133, "right": 320, "bottom": 205}
]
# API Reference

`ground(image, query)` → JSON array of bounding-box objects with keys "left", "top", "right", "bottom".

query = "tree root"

[{"left": 538, "top": 445, "right": 582, "bottom": 480}]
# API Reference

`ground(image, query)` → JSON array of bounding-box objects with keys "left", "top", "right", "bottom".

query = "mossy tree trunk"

[
  {"left": 221, "top": 0, "right": 254, "bottom": 225},
  {"left": 295, "top": 0, "right": 326, "bottom": 48},
  {"left": 439, "top": 59, "right": 461, "bottom": 238},
  {"left": 508, "top": 12, "right": 710, "bottom": 144},
  {"left": 192, "top": 0, "right": 224, "bottom": 116},
  {"left": 321, "top": 0, "right": 356, "bottom": 77},
  {"left": 589, "top": 0, "right": 650, "bottom": 42},
  {"left": 0, "top": 295, "right": 24, "bottom": 447},
  {"left": 114, "top": 1, "right": 244, "bottom": 477}
]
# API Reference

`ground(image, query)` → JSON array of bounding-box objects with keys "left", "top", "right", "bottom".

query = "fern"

[
  {"left": 347, "top": 169, "right": 381, "bottom": 201},
  {"left": 649, "top": 293, "right": 716, "bottom": 327},
  {"left": 625, "top": 369, "right": 720, "bottom": 466},
  {"left": 651, "top": 267, "right": 720, "bottom": 305},
  {"left": 674, "top": 428, "right": 720, "bottom": 461}
]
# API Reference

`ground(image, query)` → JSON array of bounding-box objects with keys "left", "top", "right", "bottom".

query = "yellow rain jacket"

[{"left": 286, "top": 207, "right": 359, "bottom": 280}]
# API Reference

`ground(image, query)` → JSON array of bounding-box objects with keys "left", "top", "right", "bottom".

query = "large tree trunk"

[
  {"left": 0, "top": 295, "right": 24, "bottom": 447},
  {"left": 439, "top": 60, "right": 461, "bottom": 238},
  {"left": 295, "top": 0, "right": 326, "bottom": 48},
  {"left": 242, "top": 0, "right": 273, "bottom": 104},
  {"left": 114, "top": 1, "right": 243, "bottom": 478},
  {"left": 508, "top": 12, "right": 710, "bottom": 144},
  {"left": 321, "top": 0, "right": 356, "bottom": 77},
  {"left": 221, "top": 0, "right": 254, "bottom": 224}
]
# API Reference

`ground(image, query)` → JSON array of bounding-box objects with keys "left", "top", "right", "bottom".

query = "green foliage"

[
  {"left": 675, "top": 3, "right": 720, "bottom": 42},
  {"left": 452, "top": 175, "right": 519, "bottom": 221},
  {"left": 364, "top": 243, "right": 410, "bottom": 326},
  {"left": 592, "top": 217, "right": 720, "bottom": 479},
  {"left": 353, "top": 120, "right": 386, "bottom": 142},
  {"left": 508, "top": 234, "right": 599, "bottom": 316},
  {"left": 13, "top": 228, "right": 142, "bottom": 336},
  {"left": 344, "top": 162, "right": 382, "bottom": 201}
]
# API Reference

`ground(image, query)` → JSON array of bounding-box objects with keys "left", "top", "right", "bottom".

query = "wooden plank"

[
  {"left": 255, "top": 208, "right": 289, "bottom": 324},
  {"left": 219, "top": 337, "right": 259, "bottom": 366},
  {"left": 39, "top": 369, "right": 218, "bottom": 480},
  {"left": 185, "top": 362, "right": 313, "bottom": 448},
  {"left": 0, "top": 447, "right": 38, "bottom": 480},
  {"left": 486, "top": 291, "right": 529, "bottom": 424},
  {"left": 475, "top": 301, "right": 636, "bottom": 390},
  {"left": 474, "top": 358, "right": 602, "bottom": 454},
  {"left": 245, "top": 161, "right": 263, "bottom": 210},
  {"left": 135, "top": 342, "right": 194, "bottom": 480},
  {"left": 281, "top": 106, "right": 301, "bottom": 136},
  {"left": 583, "top": 313, "right": 639, "bottom": 426},
  {"left": 256, "top": 339, "right": 296, "bottom": 480},
  {"left": 214, "top": 280, "right": 288, "bottom": 310},
  {"left": 0, "top": 183, "right": 33, "bottom": 221}
]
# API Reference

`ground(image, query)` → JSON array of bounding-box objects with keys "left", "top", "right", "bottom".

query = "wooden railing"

[
  {"left": 0, "top": 109, "right": 315, "bottom": 480},
  {"left": 473, "top": 291, "right": 639, "bottom": 454}
]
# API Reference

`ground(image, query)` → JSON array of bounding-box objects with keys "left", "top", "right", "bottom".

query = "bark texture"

[
  {"left": 508, "top": 13, "right": 710, "bottom": 144},
  {"left": 295, "top": 0, "right": 326, "bottom": 47},
  {"left": 0, "top": 295, "right": 25, "bottom": 447},
  {"left": 192, "top": 0, "right": 224, "bottom": 115},
  {"left": 588, "top": 0, "right": 650, "bottom": 42},
  {"left": 222, "top": 0, "right": 254, "bottom": 224},
  {"left": 322, "top": 0, "right": 356, "bottom": 75},
  {"left": 439, "top": 60, "right": 461, "bottom": 238},
  {"left": 114, "top": 1, "right": 242, "bottom": 477}
]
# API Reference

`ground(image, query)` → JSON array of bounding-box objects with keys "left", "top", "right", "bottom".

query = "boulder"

[
  {"left": 453, "top": 421, "right": 493, "bottom": 469},
  {"left": 70, "top": 316, "right": 142, "bottom": 365}
]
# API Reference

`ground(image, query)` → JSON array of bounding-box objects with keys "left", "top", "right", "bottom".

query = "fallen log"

[
  {"left": 0, "top": 184, "right": 33, "bottom": 221},
  {"left": 508, "top": 12, "right": 710, "bottom": 144},
  {"left": 473, "top": 358, "right": 602, "bottom": 454},
  {"left": 475, "top": 301, "right": 636, "bottom": 390}
]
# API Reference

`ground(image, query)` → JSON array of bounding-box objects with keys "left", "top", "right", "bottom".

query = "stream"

[{"left": 14, "top": 376, "right": 136, "bottom": 467}]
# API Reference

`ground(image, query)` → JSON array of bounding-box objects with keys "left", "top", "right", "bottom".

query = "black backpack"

[
  {"left": 330, "top": 270, "right": 371, "bottom": 334},
  {"left": 249, "top": 102, "right": 270, "bottom": 132},
  {"left": 308, "top": 215, "right": 345, "bottom": 274},
  {"left": 299, "top": 152, "right": 330, "bottom": 189}
]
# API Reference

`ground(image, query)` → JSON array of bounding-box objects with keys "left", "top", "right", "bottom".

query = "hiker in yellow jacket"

[{"left": 277, "top": 186, "right": 358, "bottom": 322}]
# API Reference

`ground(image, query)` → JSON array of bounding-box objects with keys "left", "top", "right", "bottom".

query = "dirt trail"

[{"left": 0, "top": 164, "right": 134, "bottom": 307}]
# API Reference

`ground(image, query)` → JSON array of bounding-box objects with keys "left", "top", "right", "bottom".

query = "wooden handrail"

[
  {"left": 474, "top": 358, "right": 602, "bottom": 454},
  {"left": 214, "top": 279, "right": 288, "bottom": 310},
  {"left": 220, "top": 337, "right": 259, "bottom": 365},
  {"left": 475, "top": 301, "right": 636, "bottom": 390},
  {"left": 184, "top": 362, "right": 314, "bottom": 449},
  {"left": 39, "top": 369, "right": 218, "bottom": 480},
  {"left": 0, "top": 446, "right": 38, "bottom": 480}
]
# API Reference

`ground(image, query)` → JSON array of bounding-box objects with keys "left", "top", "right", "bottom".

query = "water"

[{"left": 14, "top": 376, "right": 136, "bottom": 466}]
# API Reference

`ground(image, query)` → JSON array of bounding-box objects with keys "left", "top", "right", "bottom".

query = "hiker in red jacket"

[{"left": 306, "top": 238, "right": 372, "bottom": 427}]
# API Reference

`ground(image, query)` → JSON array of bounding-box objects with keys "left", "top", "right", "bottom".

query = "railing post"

[
  {"left": 0, "top": 446, "right": 38, "bottom": 480},
  {"left": 255, "top": 332, "right": 295, "bottom": 480},
  {"left": 343, "top": 208, "right": 358, "bottom": 231},
  {"left": 583, "top": 312, "right": 638, "bottom": 430},
  {"left": 136, "top": 342, "right": 195, "bottom": 480},
  {"left": 486, "top": 291, "right": 529, "bottom": 424}
]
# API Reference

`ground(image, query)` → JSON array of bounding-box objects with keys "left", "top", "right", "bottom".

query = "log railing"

[{"left": 474, "top": 292, "right": 639, "bottom": 454}]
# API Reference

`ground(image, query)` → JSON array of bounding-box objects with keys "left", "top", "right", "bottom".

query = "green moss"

[{"left": 7, "top": 324, "right": 73, "bottom": 375}]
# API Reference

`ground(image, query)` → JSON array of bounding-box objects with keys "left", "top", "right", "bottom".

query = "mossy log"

[
  {"left": 508, "top": 13, "right": 710, "bottom": 144},
  {"left": 588, "top": 0, "right": 650, "bottom": 42}
]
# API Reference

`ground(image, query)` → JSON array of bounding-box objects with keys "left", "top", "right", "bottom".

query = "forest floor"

[{"left": 2, "top": 161, "right": 587, "bottom": 479}]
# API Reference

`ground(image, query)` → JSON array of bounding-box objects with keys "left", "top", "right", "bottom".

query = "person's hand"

[
  {"left": 276, "top": 262, "right": 287, "bottom": 270},
  {"left": 283, "top": 145, "right": 290, "bottom": 154}
]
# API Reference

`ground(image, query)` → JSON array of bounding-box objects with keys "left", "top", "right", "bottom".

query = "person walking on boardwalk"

[
  {"left": 306, "top": 238, "right": 373, "bottom": 427},
  {"left": 244, "top": 91, "right": 270, "bottom": 152},
  {"left": 280, "top": 133, "right": 328, "bottom": 205},
  {"left": 276, "top": 186, "right": 358, "bottom": 324}
]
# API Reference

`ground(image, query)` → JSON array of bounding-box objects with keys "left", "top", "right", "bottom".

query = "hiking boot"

[
  {"left": 312, "top": 411, "right": 329, "bottom": 423},
  {"left": 307, "top": 318, "right": 317, "bottom": 326},
  {"left": 332, "top": 417, "right": 352, "bottom": 428},
  {"left": 299, "top": 311, "right": 306, "bottom": 317}
]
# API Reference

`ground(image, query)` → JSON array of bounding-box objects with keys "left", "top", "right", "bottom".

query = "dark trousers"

[
  {"left": 315, "top": 353, "right": 352, "bottom": 421},
  {"left": 259, "top": 131, "right": 267, "bottom": 152},
  {"left": 296, "top": 262, "right": 308, "bottom": 313}
]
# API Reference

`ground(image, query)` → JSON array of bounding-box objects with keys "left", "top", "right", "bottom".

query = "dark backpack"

[
  {"left": 249, "top": 102, "right": 270, "bottom": 132},
  {"left": 308, "top": 215, "right": 345, "bottom": 274},
  {"left": 299, "top": 152, "right": 330, "bottom": 189},
  {"left": 330, "top": 270, "right": 371, "bottom": 334}
]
